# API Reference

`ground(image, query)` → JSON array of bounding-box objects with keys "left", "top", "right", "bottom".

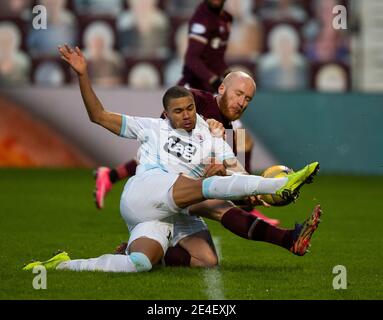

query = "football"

[{"left": 260, "top": 165, "right": 295, "bottom": 206}]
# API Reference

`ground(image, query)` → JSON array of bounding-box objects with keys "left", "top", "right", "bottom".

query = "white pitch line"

[{"left": 203, "top": 236, "right": 225, "bottom": 300}]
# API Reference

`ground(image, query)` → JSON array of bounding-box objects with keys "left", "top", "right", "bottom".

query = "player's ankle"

[{"left": 109, "top": 169, "right": 119, "bottom": 184}]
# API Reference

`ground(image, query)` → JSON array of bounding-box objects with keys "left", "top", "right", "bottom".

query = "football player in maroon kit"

[{"left": 178, "top": 0, "right": 232, "bottom": 92}]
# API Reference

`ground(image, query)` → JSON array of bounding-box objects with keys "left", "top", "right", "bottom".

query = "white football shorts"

[
  {"left": 167, "top": 214, "right": 208, "bottom": 247},
  {"left": 126, "top": 215, "right": 209, "bottom": 255},
  {"left": 120, "top": 168, "right": 210, "bottom": 253},
  {"left": 120, "top": 168, "right": 181, "bottom": 226}
]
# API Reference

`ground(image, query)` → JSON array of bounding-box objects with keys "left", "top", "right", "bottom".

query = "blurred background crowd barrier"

[
  {"left": 0, "top": 0, "right": 382, "bottom": 174},
  {"left": 2, "top": 0, "right": 380, "bottom": 92}
]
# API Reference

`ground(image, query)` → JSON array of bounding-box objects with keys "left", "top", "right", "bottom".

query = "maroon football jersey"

[
  {"left": 190, "top": 88, "right": 232, "bottom": 129},
  {"left": 178, "top": 1, "right": 232, "bottom": 92}
]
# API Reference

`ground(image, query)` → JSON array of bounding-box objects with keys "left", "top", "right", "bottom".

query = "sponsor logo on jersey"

[
  {"left": 164, "top": 136, "right": 197, "bottom": 163},
  {"left": 195, "top": 133, "right": 204, "bottom": 142}
]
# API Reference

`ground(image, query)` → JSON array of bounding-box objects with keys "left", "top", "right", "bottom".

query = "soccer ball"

[{"left": 260, "top": 165, "right": 295, "bottom": 206}]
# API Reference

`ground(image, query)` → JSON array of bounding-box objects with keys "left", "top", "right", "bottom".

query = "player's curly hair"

[{"left": 162, "top": 86, "right": 193, "bottom": 110}]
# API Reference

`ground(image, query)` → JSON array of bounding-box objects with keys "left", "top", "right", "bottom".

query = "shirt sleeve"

[
  {"left": 189, "top": 19, "right": 209, "bottom": 44},
  {"left": 119, "top": 115, "right": 160, "bottom": 140},
  {"left": 185, "top": 20, "right": 216, "bottom": 82}
]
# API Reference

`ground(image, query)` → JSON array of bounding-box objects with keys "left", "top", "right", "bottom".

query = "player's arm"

[
  {"left": 206, "top": 118, "right": 225, "bottom": 138},
  {"left": 186, "top": 24, "right": 222, "bottom": 88},
  {"left": 212, "top": 134, "right": 247, "bottom": 175},
  {"left": 58, "top": 44, "right": 122, "bottom": 135},
  {"left": 186, "top": 38, "right": 216, "bottom": 82},
  {"left": 203, "top": 156, "right": 246, "bottom": 178},
  {"left": 223, "top": 157, "right": 247, "bottom": 175},
  {"left": 202, "top": 119, "right": 227, "bottom": 176}
]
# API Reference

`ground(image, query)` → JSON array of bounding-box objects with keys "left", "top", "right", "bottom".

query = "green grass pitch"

[{"left": 0, "top": 169, "right": 382, "bottom": 300}]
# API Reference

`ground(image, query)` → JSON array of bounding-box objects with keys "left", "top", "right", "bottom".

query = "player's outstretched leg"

[
  {"left": 219, "top": 204, "right": 322, "bottom": 256},
  {"left": 113, "top": 204, "right": 322, "bottom": 262},
  {"left": 199, "top": 162, "right": 319, "bottom": 203},
  {"left": 23, "top": 236, "right": 163, "bottom": 273},
  {"left": 55, "top": 252, "right": 152, "bottom": 272},
  {"left": 23, "top": 251, "right": 152, "bottom": 273}
]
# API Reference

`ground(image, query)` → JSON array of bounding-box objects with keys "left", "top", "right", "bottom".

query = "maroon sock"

[
  {"left": 109, "top": 160, "right": 137, "bottom": 183},
  {"left": 221, "top": 207, "right": 258, "bottom": 239},
  {"left": 123, "top": 160, "right": 138, "bottom": 177},
  {"left": 251, "top": 218, "right": 295, "bottom": 249},
  {"left": 221, "top": 207, "right": 294, "bottom": 249},
  {"left": 164, "top": 245, "right": 191, "bottom": 267}
]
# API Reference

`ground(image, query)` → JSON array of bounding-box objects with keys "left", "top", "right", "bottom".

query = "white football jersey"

[{"left": 120, "top": 114, "right": 235, "bottom": 178}]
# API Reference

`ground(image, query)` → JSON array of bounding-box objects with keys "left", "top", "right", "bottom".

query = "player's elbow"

[
  {"left": 89, "top": 111, "right": 105, "bottom": 126},
  {"left": 89, "top": 115, "right": 99, "bottom": 124}
]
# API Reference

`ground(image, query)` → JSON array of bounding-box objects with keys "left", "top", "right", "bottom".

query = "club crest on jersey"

[
  {"left": 164, "top": 136, "right": 197, "bottom": 163},
  {"left": 211, "top": 37, "right": 221, "bottom": 49},
  {"left": 195, "top": 133, "right": 204, "bottom": 142}
]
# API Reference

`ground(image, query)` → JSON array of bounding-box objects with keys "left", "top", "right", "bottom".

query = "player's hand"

[
  {"left": 204, "top": 157, "right": 226, "bottom": 177},
  {"left": 245, "top": 195, "right": 271, "bottom": 208},
  {"left": 206, "top": 118, "right": 225, "bottom": 138},
  {"left": 58, "top": 44, "right": 87, "bottom": 76}
]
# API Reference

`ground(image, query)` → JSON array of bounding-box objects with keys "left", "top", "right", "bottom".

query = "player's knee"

[
  {"left": 129, "top": 252, "right": 152, "bottom": 272},
  {"left": 199, "top": 252, "right": 219, "bottom": 268}
]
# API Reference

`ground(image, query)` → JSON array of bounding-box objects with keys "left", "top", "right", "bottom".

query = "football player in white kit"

[{"left": 23, "top": 45, "right": 321, "bottom": 273}]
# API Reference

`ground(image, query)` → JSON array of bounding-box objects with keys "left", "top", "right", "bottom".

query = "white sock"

[
  {"left": 56, "top": 253, "right": 151, "bottom": 273},
  {"left": 202, "top": 174, "right": 287, "bottom": 200},
  {"left": 258, "top": 177, "right": 288, "bottom": 194}
]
